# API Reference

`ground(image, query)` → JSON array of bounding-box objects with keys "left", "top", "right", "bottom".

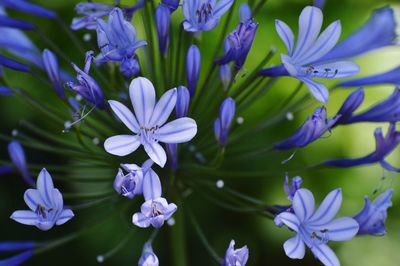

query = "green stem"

[{"left": 170, "top": 196, "right": 188, "bottom": 266}]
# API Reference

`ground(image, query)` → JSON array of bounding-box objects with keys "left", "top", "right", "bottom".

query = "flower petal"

[
  {"left": 155, "top": 118, "right": 197, "bottom": 144},
  {"left": 144, "top": 142, "right": 167, "bottom": 167},
  {"left": 36, "top": 168, "right": 55, "bottom": 207},
  {"left": 276, "top": 212, "right": 300, "bottom": 232},
  {"left": 129, "top": 77, "right": 156, "bottom": 126},
  {"left": 108, "top": 100, "right": 140, "bottom": 133},
  {"left": 311, "top": 61, "right": 360, "bottom": 79},
  {"left": 213, "top": 0, "right": 234, "bottom": 19},
  {"left": 297, "top": 77, "right": 329, "bottom": 103},
  {"left": 311, "top": 244, "right": 340, "bottom": 266},
  {"left": 10, "top": 210, "right": 37, "bottom": 226},
  {"left": 275, "top": 20, "right": 295, "bottom": 55},
  {"left": 149, "top": 88, "right": 177, "bottom": 127},
  {"left": 163, "top": 203, "right": 178, "bottom": 220},
  {"left": 320, "top": 217, "right": 359, "bottom": 241},
  {"left": 23, "top": 189, "right": 43, "bottom": 211},
  {"left": 0, "top": 251, "right": 32, "bottom": 266},
  {"left": 56, "top": 209, "right": 74, "bottom": 226},
  {"left": 104, "top": 135, "right": 140, "bottom": 156},
  {"left": 309, "top": 189, "right": 342, "bottom": 225},
  {"left": 132, "top": 212, "right": 151, "bottom": 228},
  {"left": 283, "top": 235, "right": 305, "bottom": 259},
  {"left": 143, "top": 169, "right": 162, "bottom": 201},
  {"left": 293, "top": 188, "right": 315, "bottom": 222}
]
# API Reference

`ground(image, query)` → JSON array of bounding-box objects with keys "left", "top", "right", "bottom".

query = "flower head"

[
  {"left": 354, "top": 189, "right": 393, "bottom": 236},
  {"left": 138, "top": 242, "right": 159, "bottom": 266},
  {"left": 222, "top": 240, "right": 249, "bottom": 266},
  {"left": 276, "top": 188, "right": 359, "bottom": 266},
  {"left": 214, "top": 97, "right": 236, "bottom": 145},
  {"left": 182, "top": 0, "right": 234, "bottom": 32},
  {"left": 104, "top": 77, "right": 197, "bottom": 167},
  {"left": 10, "top": 168, "right": 74, "bottom": 231}
]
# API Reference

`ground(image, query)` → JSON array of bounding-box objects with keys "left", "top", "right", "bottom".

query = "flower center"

[
  {"left": 151, "top": 202, "right": 163, "bottom": 217},
  {"left": 35, "top": 204, "right": 53, "bottom": 221},
  {"left": 121, "top": 174, "right": 136, "bottom": 195},
  {"left": 196, "top": 1, "right": 213, "bottom": 24},
  {"left": 139, "top": 125, "right": 160, "bottom": 143}
]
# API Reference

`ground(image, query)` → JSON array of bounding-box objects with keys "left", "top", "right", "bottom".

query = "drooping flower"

[
  {"left": 275, "top": 188, "right": 359, "bottom": 266},
  {"left": 42, "top": 49, "right": 65, "bottom": 99},
  {"left": 10, "top": 168, "right": 74, "bottom": 231},
  {"left": 0, "top": 54, "right": 30, "bottom": 72},
  {"left": 260, "top": 6, "right": 359, "bottom": 103},
  {"left": 215, "top": 18, "right": 258, "bottom": 71},
  {"left": 104, "top": 77, "right": 197, "bottom": 167},
  {"left": 353, "top": 189, "right": 393, "bottom": 236},
  {"left": 0, "top": 0, "right": 56, "bottom": 19},
  {"left": 8, "top": 141, "right": 34, "bottom": 186},
  {"left": 138, "top": 242, "right": 159, "bottom": 266},
  {"left": 274, "top": 107, "right": 340, "bottom": 150},
  {"left": 186, "top": 44, "right": 201, "bottom": 97},
  {"left": 182, "top": 0, "right": 234, "bottom": 32},
  {"left": 323, "top": 123, "right": 400, "bottom": 172},
  {"left": 222, "top": 240, "right": 249, "bottom": 266},
  {"left": 132, "top": 168, "right": 177, "bottom": 228},
  {"left": 0, "top": 15, "right": 34, "bottom": 30},
  {"left": 214, "top": 97, "right": 236, "bottom": 145},
  {"left": 66, "top": 51, "right": 106, "bottom": 109},
  {"left": 95, "top": 8, "right": 147, "bottom": 77},
  {"left": 339, "top": 66, "right": 400, "bottom": 88}
]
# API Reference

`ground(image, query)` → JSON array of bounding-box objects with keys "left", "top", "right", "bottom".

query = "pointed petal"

[
  {"left": 276, "top": 212, "right": 301, "bottom": 232},
  {"left": 129, "top": 77, "right": 156, "bottom": 126},
  {"left": 143, "top": 169, "right": 162, "bottom": 201},
  {"left": 275, "top": 20, "right": 295, "bottom": 55},
  {"left": 10, "top": 210, "right": 37, "bottom": 226},
  {"left": 23, "top": 189, "right": 43, "bottom": 211},
  {"left": 163, "top": 203, "right": 178, "bottom": 220},
  {"left": 283, "top": 235, "right": 305, "bottom": 259},
  {"left": 56, "top": 209, "right": 74, "bottom": 225},
  {"left": 36, "top": 168, "right": 55, "bottom": 207},
  {"left": 108, "top": 100, "right": 140, "bottom": 133},
  {"left": 104, "top": 135, "right": 140, "bottom": 156},
  {"left": 311, "top": 61, "right": 360, "bottom": 79},
  {"left": 297, "top": 77, "right": 329, "bottom": 103},
  {"left": 317, "top": 217, "right": 359, "bottom": 241},
  {"left": 293, "top": 188, "right": 315, "bottom": 222},
  {"left": 155, "top": 118, "right": 197, "bottom": 144},
  {"left": 149, "top": 88, "right": 177, "bottom": 127},
  {"left": 309, "top": 189, "right": 342, "bottom": 225},
  {"left": 144, "top": 142, "right": 167, "bottom": 167},
  {"left": 213, "top": 0, "right": 234, "bottom": 19},
  {"left": 311, "top": 244, "right": 340, "bottom": 266},
  {"left": 0, "top": 251, "right": 32, "bottom": 266},
  {"left": 132, "top": 212, "right": 151, "bottom": 228}
]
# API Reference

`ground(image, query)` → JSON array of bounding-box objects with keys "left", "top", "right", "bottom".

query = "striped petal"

[
  {"left": 10, "top": 210, "right": 37, "bottom": 226},
  {"left": 56, "top": 209, "right": 74, "bottom": 225},
  {"left": 276, "top": 212, "right": 300, "bottom": 232},
  {"left": 309, "top": 189, "right": 342, "bottom": 225},
  {"left": 143, "top": 169, "right": 162, "bottom": 201},
  {"left": 213, "top": 0, "right": 234, "bottom": 19},
  {"left": 129, "top": 77, "right": 156, "bottom": 126},
  {"left": 283, "top": 235, "right": 305, "bottom": 259},
  {"left": 275, "top": 20, "right": 295, "bottom": 55},
  {"left": 132, "top": 213, "right": 151, "bottom": 228},
  {"left": 155, "top": 118, "right": 197, "bottom": 144},
  {"left": 144, "top": 142, "right": 167, "bottom": 167},
  {"left": 104, "top": 135, "right": 141, "bottom": 156},
  {"left": 318, "top": 217, "right": 359, "bottom": 241},
  {"left": 297, "top": 77, "right": 329, "bottom": 103},
  {"left": 311, "top": 244, "right": 340, "bottom": 266},
  {"left": 108, "top": 100, "right": 140, "bottom": 133},
  {"left": 23, "top": 189, "right": 43, "bottom": 211},
  {"left": 36, "top": 168, "right": 55, "bottom": 207},
  {"left": 293, "top": 188, "right": 315, "bottom": 222},
  {"left": 149, "top": 88, "right": 177, "bottom": 127}
]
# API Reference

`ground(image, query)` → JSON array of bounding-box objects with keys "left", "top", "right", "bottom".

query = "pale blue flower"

[
  {"left": 186, "top": 44, "right": 201, "bottom": 97},
  {"left": 222, "top": 240, "right": 249, "bottom": 266},
  {"left": 138, "top": 242, "right": 159, "bottom": 266}
]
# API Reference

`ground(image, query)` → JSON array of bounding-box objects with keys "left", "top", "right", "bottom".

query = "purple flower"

[
  {"left": 0, "top": 54, "right": 30, "bottom": 72},
  {"left": 138, "top": 242, "right": 159, "bottom": 266},
  {"left": 354, "top": 189, "right": 393, "bottom": 236},
  {"left": 0, "top": 86, "right": 13, "bottom": 96},
  {"left": 182, "top": 0, "right": 234, "bottom": 32},
  {"left": 104, "top": 77, "right": 197, "bottom": 167},
  {"left": 95, "top": 8, "right": 147, "bottom": 77},
  {"left": 214, "top": 97, "right": 236, "bottom": 145},
  {"left": 276, "top": 188, "right": 359, "bottom": 266},
  {"left": 186, "top": 44, "right": 201, "bottom": 97},
  {"left": 176, "top": 86, "right": 190, "bottom": 118},
  {"left": 156, "top": 4, "right": 171, "bottom": 55},
  {"left": 132, "top": 169, "right": 177, "bottom": 228},
  {"left": 323, "top": 124, "right": 400, "bottom": 172},
  {"left": 67, "top": 51, "right": 106, "bottom": 109},
  {"left": 10, "top": 168, "right": 74, "bottom": 231},
  {"left": 0, "top": 0, "right": 56, "bottom": 19},
  {"left": 71, "top": 2, "right": 114, "bottom": 30},
  {"left": 274, "top": 107, "right": 340, "bottom": 150},
  {"left": 334, "top": 88, "right": 364, "bottom": 125},
  {"left": 0, "top": 15, "right": 34, "bottom": 30},
  {"left": 239, "top": 3, "right": 251, "bottom": 22},
  {"left": 8, "top": 141, "right": 34, "bottom": 186},
  {"left": 260, "top": 6, "right": 359, "bottom": 103},
  {"left": 215, "top": 18, "right": 258, "bottom": 70},
  {"left": 222, "top": 240, "right": 249, "bottom": 266},
  {"left": 162, "top": 0, "right": 180, "bottom": 12},
  {"left": 114, "top": 164, "right": 143, "bottom": 199},
  {"left": 42, "top": 49, "right": 65, "bottom": 99},
  {"left": 284, "top": 174, "right": 302, "bottom": 201},
  {"left": 339, "top": 66, "right": 400, "bottom": 88}
]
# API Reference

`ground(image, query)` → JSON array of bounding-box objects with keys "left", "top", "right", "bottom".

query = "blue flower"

[
  {"left": 222, "top": 240, "right": 249, "bottom": 266},
  {"left": 214, "top": 97, "right": 236, "bottom": 145},
  {"left": 0, "top": 0, "right": 56, "bottom": 19},
  {"left": 95, "top": 8, "right": 147, "bottom": 77},
  {"left": 156, "top": 4, "right": 171, "bottom": 55},
  {"left": 215, "top": 18, "right": 258, "bottom": 70},
  {"left": 67, "top": 51, "right": 106, "bottom": 109},
  {"left": 260, "top": 6, "right": 359, "bottom": 103},
  {"left": 334, "top": 88, "right": 364, "bottom": 125},
  {"left": 132, "top": 168, "right": 177, "bottom": 228},
  {"left": 284, "top": 174, "right": 302, "bottom": 201},
  {"left": 353, "top": 189, "right": 393, "bottom": 236},
  {"left": 274, "top": 107, "right": 340, "bottom": 150},
  {"left": 176, "top": 86, "right": 190, "bottom": 118},
  {"left": 42, "top": 49, "right": 65, "bottom": 99},
  {"left": 275, "top": 188, "right": 359, "bottom": 266},
  {"left": 186, "top": 44, "right": 201, "bottom": 97},
  {"left": 219, "top": 64, "right": 231, "bottom": 90},
  {"left": 182, "top": 0, "right": 234, "bottom": 32},
  {"left": 8, "top": 141, "right": 34, "bottom": 186},
  {"left": 162, "top": 0, "right": 180, "bottom": 12},
  {"left": 104, "top": 77, "right": 197, "bottom": 167},
  {"left": 0, "top": 15, "right": 34, "bottom": 30},
  {"left": 239, "top": 3, "right": 251, "bottom": 22},
  {"left": 114, "top": 164, "right": 144, "bottom": 199},
  {"left": 138, "top": 242, "right": 159, "bottom": 266},
  {"left": 0, "top": 54, "right": 30, "bottom": 72},
  {"left": 320, "top": 7, "right": 398, "bottom": 62},
  {"left": 0, "top": 251, "right": 32, "bottom": 266},
  {"left": 10, "top": 168, "right": 74, "bottom": 231},
  {"left": 323, "top": 124, "right": 400, "bottom": 172},
  {"left": 71, "top": 2, "right": 114, "bottom": 30},
  {"left": 339, "top": 66, "right": 400, "bottom": 88},
  {"left": 314, "top": 0, "right": 326, "bottom": 9}
]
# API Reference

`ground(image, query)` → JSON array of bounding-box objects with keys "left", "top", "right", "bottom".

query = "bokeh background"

[{"left": 1, "top": 0, "right": 400, "bottom": 265}]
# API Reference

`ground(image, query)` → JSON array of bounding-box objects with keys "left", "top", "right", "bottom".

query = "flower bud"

[{"left": 186, "top": 45, "right": 201, "bottom": 97}]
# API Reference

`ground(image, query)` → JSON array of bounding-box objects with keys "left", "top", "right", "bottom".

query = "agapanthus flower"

[
  {"left": 0, "top": 0, "right": 56, "bottom": 19},
  {"left": 215, "top": 18, "right": 258, "bottom": 70},
  {"left": 95, "top": 8, "right": 147, "bottom": 77},
  {"left": 132, "top": 168, "right": 177, "bottom": 228},
  {"left": 162, "top": 0, "right": 180, "bottom": 12},
  {"left": 260, "top": 6, "right": 359, "bottom": 103},
  {"left": 324, "top": 123, "right": 400, "bottom": 172},
  {"left": 42, "top": 49, "right": 64, "bottom": 99},
  {"left": 214, "top": 97, "right": 236, "bottom": 145},
  {"left": 186, "top": 44, "right": 201, "bottom": 97},
  {"left": 71, "top": 2, "right": 115, "bottom": 30},
  {"left": 156, "top": 3, "right": 171, "bottom": 55},
  {"left": 104, "top": 77, "right": 197, "bottom": 167},
  {"left": 313, "top": 0, "right": 326, "bottom": 9},
  {"left": 0, "top": 54, "right": 30, "bottom": 72},
  {"left": 239, "top": 3, "right": 251, "bottom": 22},
  {"left": 222, "top": 240, "right": 249, "bottom": 266},
  {"left": 275, "top": 188, "right": 359, "bottom": 266},
  {"left": 8, "top": 141, "right": 34, "bottom": 186},
  {"left": 339, "top": 66, "right": 400, "bottom": 88},
  {"left": 138, "top": 242, "right": 159, "bottom": 266},
  {"left": 182, "top": 0, "right": 234, "bottom": 32},
  {"left": 176, "top": 86, "right": 190, "bottom": 118},
  {"left": 0, "top": 15, "right": 34, "bottom": 30},
  {"left": 66, "top": 51, "right": 106, "bottom": 109},
  {"left": 10, "top": 168, "right": 74, "bottom": 231},
  {"left": 353, "top": 189, "right": 393, "bottom": 236},
  {"left": 274, "top": 107, "right": 340, "bottom": 150},
  {"left": 284, "top": 174, "right": 302, "bottom": 201},
  {"left": 114, "top": 165, "right": 143, "bottom": 199}
]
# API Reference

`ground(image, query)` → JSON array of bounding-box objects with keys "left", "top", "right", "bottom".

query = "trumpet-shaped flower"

[
  {"left": 353, "top": 189, "right": 393, "bottom": 236},
  {"left": 95, "top": 8, "right": 147, "bottom": 77},
  {"left": 182, "top": 0, "right": 234, "bottom": 32},
  {"left": 260, "top": 6, "right": 359, "bottom": 103},
  {"left": 10, "top": 168, "right": 74, "bottom": 231},
  {"left": 276, "top": 188, "right": 359, "bottom": 266},
  {"left": 324, "top": 124, "right": 400, "bottom": 172},
  {"left": 104, "top": 77, "right": 197, "bottom": 167},
  {"left": 222, "top": 240, "right": 249, "bottom": 266}
]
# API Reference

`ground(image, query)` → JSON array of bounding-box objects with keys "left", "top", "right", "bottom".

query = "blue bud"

[
  {"left": 138, "top": 242, "right": 159, "bottom": 266},
  {"left": 0, "top": 86, "right": 13, "bottom": 96},
  {"left": 239, "top": 3, "right": 252, "bottom": 22},
  {"left": 156, "top": 4, "right": 171, "bottom": 55},
  {"left": 219, "top": 64, "right": 231, "bottom": 91},
  {"left": 214, "top": 97, "right": 236, "bottom": 145},
  {"left": 186, "top": 44, "right": 201, "bottom": 97},
  {"left": 313, "top": 0, "right": 326, "bottom": 9},
  {"left": 0, "top": 54, "right": 30, "bottom": 72},
  {"left": 0, "top": 0, "right": 56, "bottom": 19},
  {"left": 0, "top": 15, "right": 34, "bottom": 30},
  {"left": 335, "top": 88, "right": 364, "bottom": 125},
  {"left": 120, "top": 57, "right": 140, "bottom": 77},
  {"left": 42, "top": 49, "right": 65, "bottom": 99},
  {"left": 7, "top": 141, "right": 34, "bottom": 186},
  {"left": 166, "top": 143, "right": 178, "bottom": 170},
  {"left": 162, "top": 0, "right": 180, "bottom": 12},
  {"left": 176, "top": 86, "right": 190, "bottom": 118},
  {"left": 0, "top": 251, "right": 33, "bottom": 266}
]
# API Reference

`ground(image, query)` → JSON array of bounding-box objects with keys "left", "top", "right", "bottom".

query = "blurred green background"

[{"left": 1, "top": 0, "right": 400, "bottom": 265}]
